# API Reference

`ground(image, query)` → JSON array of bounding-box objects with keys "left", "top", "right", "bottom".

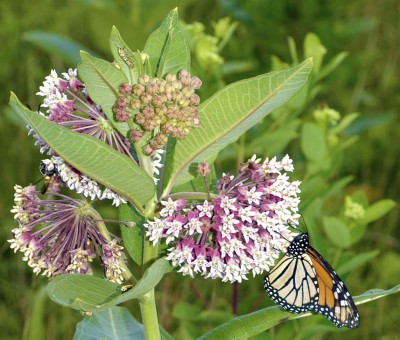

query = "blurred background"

[{"left": 1, "top": 0, "right": 399, "bottom": 339}]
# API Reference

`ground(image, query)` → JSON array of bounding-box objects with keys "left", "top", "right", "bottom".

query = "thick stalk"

[
  {"left": 137, "top": 152, "right": 160, "bottom": 340},
  {"left": 140, "top": 289, "right": 159, "bottom": 339},
  {"left": 140, "top": 238, "right": 160, "bottom": 340}
]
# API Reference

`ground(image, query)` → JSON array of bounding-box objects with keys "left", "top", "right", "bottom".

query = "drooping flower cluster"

[
  {"left": 145, "top": 155, "right": 301, "bottom": 282},
  {"left": 9, "top": 184, "right": 127, "bottom": 283},
  {"left": 114, "top": 70, "right": 202, "bottom": 155},
  {"left": 35, "top": 69, "right": 133, "bottom": 159}
]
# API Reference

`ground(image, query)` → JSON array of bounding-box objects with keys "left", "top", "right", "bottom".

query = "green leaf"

[
  {"left": 47, "top": 275, "right": 121, "bottom": 312},
  {"left": 119, "top": 204, "right": 144, "bottom": 265},
  {"left": 23, "top": 31, "right": 100, "bottom": 66},
  {"left": 304, "top": 33, "right": 327, "bottom": 74},
  {"left": 78, "top": 51, "right": 129, "bottom": 136},
  {"left": 109, "top": 26, "right": 140, "bottom": 84},
  {"left": 74, "top": 306, "right": 145, "bottom": 340},
  {"left": 322, "top": 216, "right": 351, "bottom": 248},
  {"left": 301, "top": 122, "right": 327, "bottom": 161},
  {"left": 355, "top": 284, "right": 400, "bottom": 305},
  {"left": 336, "top": 250, "right": 379, "bottom": 276},
  {"left": 198, "top": 285, "right": 400, "bottom": 339},
  {"left": 359, "top": 199, "right": 397, "bottom": 225},
  {"left": 144, "top": 8, "right": 190, "bottom": 77},
  {"left": 9, "top": 93, "right": 155, "bottom": 209},
  {"left": 114, "top": 258, "right": 172, "bottom": 304},
  {"left": 47, "top": 259, "right": 171, "bottom": 312},
  {"left": 164, "top": 58, "right": 313, "bottom": 191}
]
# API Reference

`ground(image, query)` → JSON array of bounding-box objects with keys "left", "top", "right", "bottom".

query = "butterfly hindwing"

[{"left": 264, "top": 253, "right": 319, "bottom": 313}]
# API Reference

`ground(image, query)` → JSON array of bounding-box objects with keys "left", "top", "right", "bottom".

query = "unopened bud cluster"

[{"left": 113, "top": 70, "right": 202, "bottom": 155}]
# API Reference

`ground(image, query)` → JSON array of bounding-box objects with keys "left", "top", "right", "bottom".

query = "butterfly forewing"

[{"left": 307, "top": 246, "right": 360, "bottom": 328}]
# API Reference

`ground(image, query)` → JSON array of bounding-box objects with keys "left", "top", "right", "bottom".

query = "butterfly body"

[{"left": 264, "top": 233, "right": 360, "bottom": 328}]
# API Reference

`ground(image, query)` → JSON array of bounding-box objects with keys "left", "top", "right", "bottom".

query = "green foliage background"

[{"left": 1, "top": 1, "right": 399, "bottom": 339}]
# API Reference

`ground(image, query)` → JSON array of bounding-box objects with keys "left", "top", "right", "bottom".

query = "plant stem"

[
  {"left": 137, "top": 151, "right": 160, "bottom": 340},
  {"left": 140, "top": 239, "right": 160, "bottom": 339},
  {"left": 140, "top": 287, "right": 160, "bottom": 340}
]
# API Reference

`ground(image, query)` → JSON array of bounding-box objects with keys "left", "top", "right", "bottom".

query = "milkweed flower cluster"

[
  {"left": 35, "top": 68, "right": 133, "bottom": 159},
  {"left": 9, "top": 184, "right": 126, "bottom": 283},
  {"left": 114, "top": 70, "right": 202, "bottom": 155},
  {"left": 145, "top": 155, "right": 301, "bottom": 282}
]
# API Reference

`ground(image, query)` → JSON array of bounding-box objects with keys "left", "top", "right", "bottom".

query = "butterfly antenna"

[{"left": 300, "top": 214, "right": 309, "bottom": 233}]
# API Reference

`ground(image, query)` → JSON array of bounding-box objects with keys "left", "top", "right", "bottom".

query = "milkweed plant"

[{"left": 9, "top": 9, "right": 399, "bottom": 340}]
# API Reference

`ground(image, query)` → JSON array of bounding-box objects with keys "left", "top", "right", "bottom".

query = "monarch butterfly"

[{"left": 264, "top": 233, "right": 360, "bottom": 328}]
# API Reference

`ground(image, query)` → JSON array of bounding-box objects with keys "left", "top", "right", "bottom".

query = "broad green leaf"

[
  {"left": 47, "top": 275, "right": 121, "bottom": 312},
  {"left": 336, "top": 250, "right": 379, "bottom": 276},
  {"left": 301, "top": 122, "right": 327, "bottom": 161},
  {"left": 78, "top": 51, "right": 129, "bottom": 136},
  {"left": 109, "top": 26, "right": 140, "bottom": 84},
  {"left": 198, "top": 285, "right": 400, "bottom": 339},
  {"left": 23, "top": 31, "right": 99, "bottom": 66},
  {"left": 74, "top": 306, "right": 145, "bottom": 340},
  {"left": 144, "top": 8, "right": 190, "bottom": 77},
  {"left": 47, "top": 258, "right": 171, "bottom": 312},
  {"left": 114, "top": 258, "right": 171, "bottom": 304},
  {"left": 164, "top": 58, "right": 313, "bottom": 192},
  {"left": 119, "top": 204, "right": 145, "bottom": 265},
  {"left": 9, "top": 93, "right": 155, "bottom": 209},
  {"left": 359, "top": 199, "right": 396, "bottom": 225},
  {"left": 322, "top": 216, "right": 351, "bottom": 248}
]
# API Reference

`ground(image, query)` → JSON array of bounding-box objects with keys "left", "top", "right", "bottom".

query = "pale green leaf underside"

[
  {"left": 168, "top": 58, "right": 313, "bottom": 190},
  {"left": 46, "top": 258, "right": 170, "bottom": 311},
  {"left": 74, "top": 306, "right": 145, "bottom": 340},
  {"left": 198, "top": 284, "right": 400, "bottom": 339},
  {"left": 47, "top": 275, "right": 121, "bottom": 312},
  {"left": 9, "top": 93, "right": 155, "bottom": 207}
]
